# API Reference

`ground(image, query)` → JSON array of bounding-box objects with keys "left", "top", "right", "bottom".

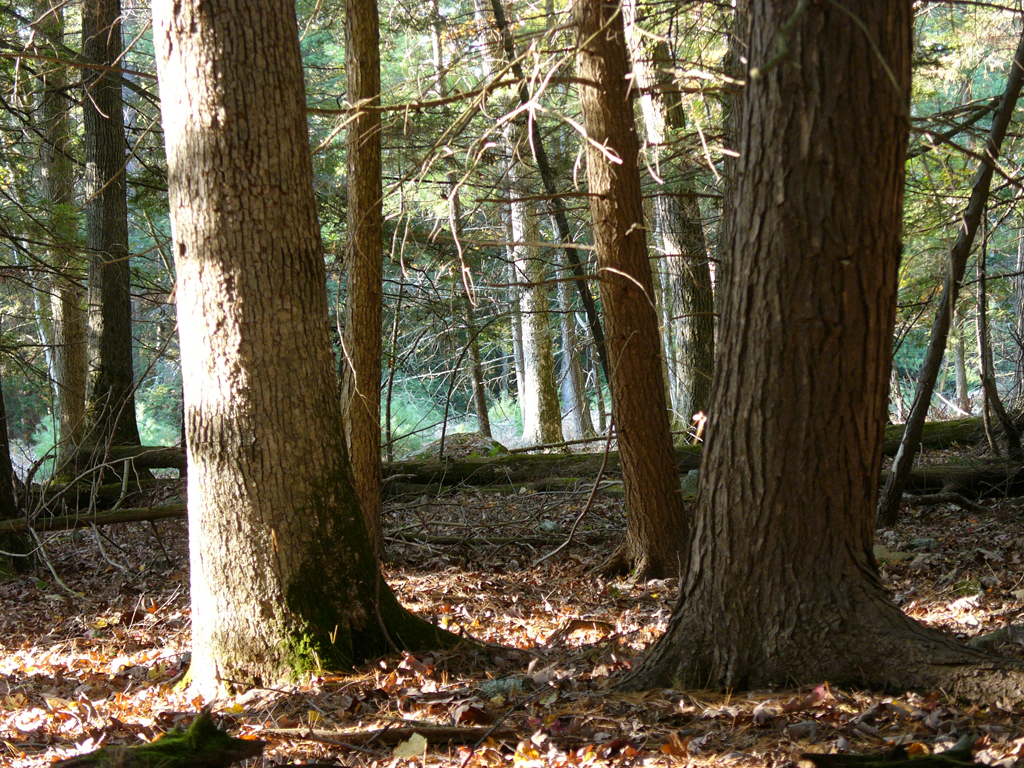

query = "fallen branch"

[
  {"left": 262, "top": 724, "right": 517, "bottom": 747},
  {"left": 0, "top": 504, "right": 187, "bottom": 534}
]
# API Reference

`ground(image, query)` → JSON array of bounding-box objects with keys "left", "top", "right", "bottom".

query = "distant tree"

[
  {"left": 35, "top": 0, "right": 87, "bottom": 471},
  {"left": 622, "top": 5, "right": 714, "bottom": 426},
  {"left": 82, "top": 0, "right": 143, "bottom": 450},
  {"left": 575, "top": 0, "right": 689, "bottom": 579},
  {"left": 341, "top": 0, "right": 386, "bottom": 556},
  {"left": 625, "top": 0, "right": 1024, "bottom": 697},
  {"left": 153, "top": 0, "right": 457, "bottom": 695},
  {"left": 557, "top": 273, "right": 594, "bottom": 440},
  {"left": 507, "top": 119, "right": 562, "bottom": 447}
]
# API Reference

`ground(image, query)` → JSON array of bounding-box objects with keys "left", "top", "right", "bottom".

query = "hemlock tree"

[
  {"left": 36, "top": 0, "right": 87, "bottom": 471},
  {"left": 340, "top": 0, "right": 386, "bottom": 557},
  {"left": 575, "top": 0, "right": 689, "bottom": 579},
  {"left": 153, "top": 0, "right": 457, "bottom": 696},
  {"left": 82, "top": 0, "right": 143, "bottom": 449},
  {"left": 625, "top": 0, "right": 1024, "bottom": 697}
]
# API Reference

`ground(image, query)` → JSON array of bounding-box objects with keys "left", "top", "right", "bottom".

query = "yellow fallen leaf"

[{"left": 393, "top": 732, "right": 428, "bottom": 759}]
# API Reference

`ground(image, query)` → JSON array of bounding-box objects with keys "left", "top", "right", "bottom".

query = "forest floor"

[{"left": 2, "top": 446, "right": 1024, "bottom": 768}]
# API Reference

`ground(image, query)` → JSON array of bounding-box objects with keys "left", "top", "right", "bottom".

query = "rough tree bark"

[
  {"left": 82, "top": 0, "right": 143, "bottom": 450},
  {"left": 575, "top": 0, "right": 689, "bottom": 579},
  {"left": 36, "top": 0, "right": 87, "bottom": 472},
  {"left": 878, "top": 22, "right": 1024, "bottom": 527},
  {"left": 153, "top": 0, "right": 457, "bottom": 696},
  {"left": 340, "top": 0, "right": 386, "bottom": 556},
  {"left": 623, "top": 0, "right": 1024, "bottom": 699}
]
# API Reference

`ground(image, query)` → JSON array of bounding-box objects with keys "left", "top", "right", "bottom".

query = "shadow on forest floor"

[{"left": 2, "top": 449, "right": 1024, "bottom": 767}]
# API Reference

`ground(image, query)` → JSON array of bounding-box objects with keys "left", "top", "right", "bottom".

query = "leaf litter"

[{"left": 1, "top": 475, "right": 1024, "bottom": 767}]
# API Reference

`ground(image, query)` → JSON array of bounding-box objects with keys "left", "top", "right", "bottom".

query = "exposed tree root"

[{"left": 619, "top": 580, "right": 1024, "bottom": 703}]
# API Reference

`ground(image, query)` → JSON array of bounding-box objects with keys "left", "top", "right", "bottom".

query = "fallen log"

[
  {"left": 384, "top": 417, "right": 984, "bottom": 487},
  {"left": 69, "top": 445, "right": 187, "bottom": 472},
  {"left": 0, "top": 504, "right": 187, "bottom": 534},
  {"left": 897, "top": 460, "right": 1024, "bottom": 498}
]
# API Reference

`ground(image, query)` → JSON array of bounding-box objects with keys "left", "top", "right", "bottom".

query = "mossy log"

[
  {"left": 898, "top": 460, "right": 1024, "bottom": 498},
  {"left": 55, "top": 710, "right": 263, "bottom": 768},
  {"left": 47, "top": 418, "right": 983, "bottom": 493},
  {"left": 385, "top": 417, "right": 984, "bottom": 488}
]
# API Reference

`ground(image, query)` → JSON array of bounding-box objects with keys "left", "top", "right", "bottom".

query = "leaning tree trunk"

[
  {"left": 153, "top": 0, "right": 457, "bottom": 697},
  {"left": 340, "top": 0, "right": 385, "bottom": 557},
  {"left": 624, "top": 0, "right": 1024, "bottom": 700},
  {"left": 82, "top": 0, "right": 143, "bottom": 453},
  {"left": 878, "top": 22, "right": 1024, "bottom": 528},
  {"left": 575, "top": 0, "right": 689, "bottom": 579}
]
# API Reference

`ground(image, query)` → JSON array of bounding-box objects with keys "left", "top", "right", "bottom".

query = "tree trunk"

[
  {"left": 82, "top": 0, "right": 142, "bottom": 452},
  {"left": 621, "top": 11, "right": 714, "bottom": 424},
  {"left": 575, "top": 0, "right": 689, "bottom": 579},
  {"left": 558, "top": 273, "right": 594, "bottom": 440},
  {"left": 878, "top": 21, "right": 1024, "bottom": 528},
  {"left": 1014, "top": 216, "right": 1024, "bottom": 405},
  {"left": 36, "top": 0, "right": 87, "bottom": 473},
  {"left": 624, "top": 0, "right": 1024, "bottom": 700},
  {"left": 153, "top": 0, "right": 457, "bottom": 697},
  {"left": 0, "top": 366, "right": 28, "bottom": 575},
  {"left": 340, "top": 0, "right": 385, "bottom": 557},
  {"left": 953, "top": 317, "right": 971, "bottom": 415},
  {"left": 507, "top": 123, "right": 563, "bottom": 446},
  {"left": 488, "top": 0, "right": 610, "bottom": 386}
]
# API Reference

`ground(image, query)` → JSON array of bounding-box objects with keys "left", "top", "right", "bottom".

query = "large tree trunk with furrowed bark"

[
  {"left": 623, "top": 0, "right": 1024, "bottom": 699},
  {"left": 153, "top": 0, "right": 458, "bottom": 697}
]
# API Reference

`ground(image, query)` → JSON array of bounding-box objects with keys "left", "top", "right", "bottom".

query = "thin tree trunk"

[
  {"left": 488, "top": 0, "right": 610, "bottom": 386},
  {"left": 507, "top": 122, "right": 562, "bottom": 446},
  {"left": 340, "top": 0, "right": 385, "bottom": 556},
  {"left": 878, "top": 23, "right": 1024, "bottom": 528},
  {"left": 1014, "top": 222, "right": 1024, "bottom": 405},
  {"left": 575, "top": 0, "right": 689, "bottom": 579},
  {"left": 954, "top": 319, "right": 971, "bottom": 415},
  {"left": 558, "top": 270, "right": 594, "bottom": 440},
  {"left": 976, "top": 218, "right": 1020, "bottom": 458}
]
